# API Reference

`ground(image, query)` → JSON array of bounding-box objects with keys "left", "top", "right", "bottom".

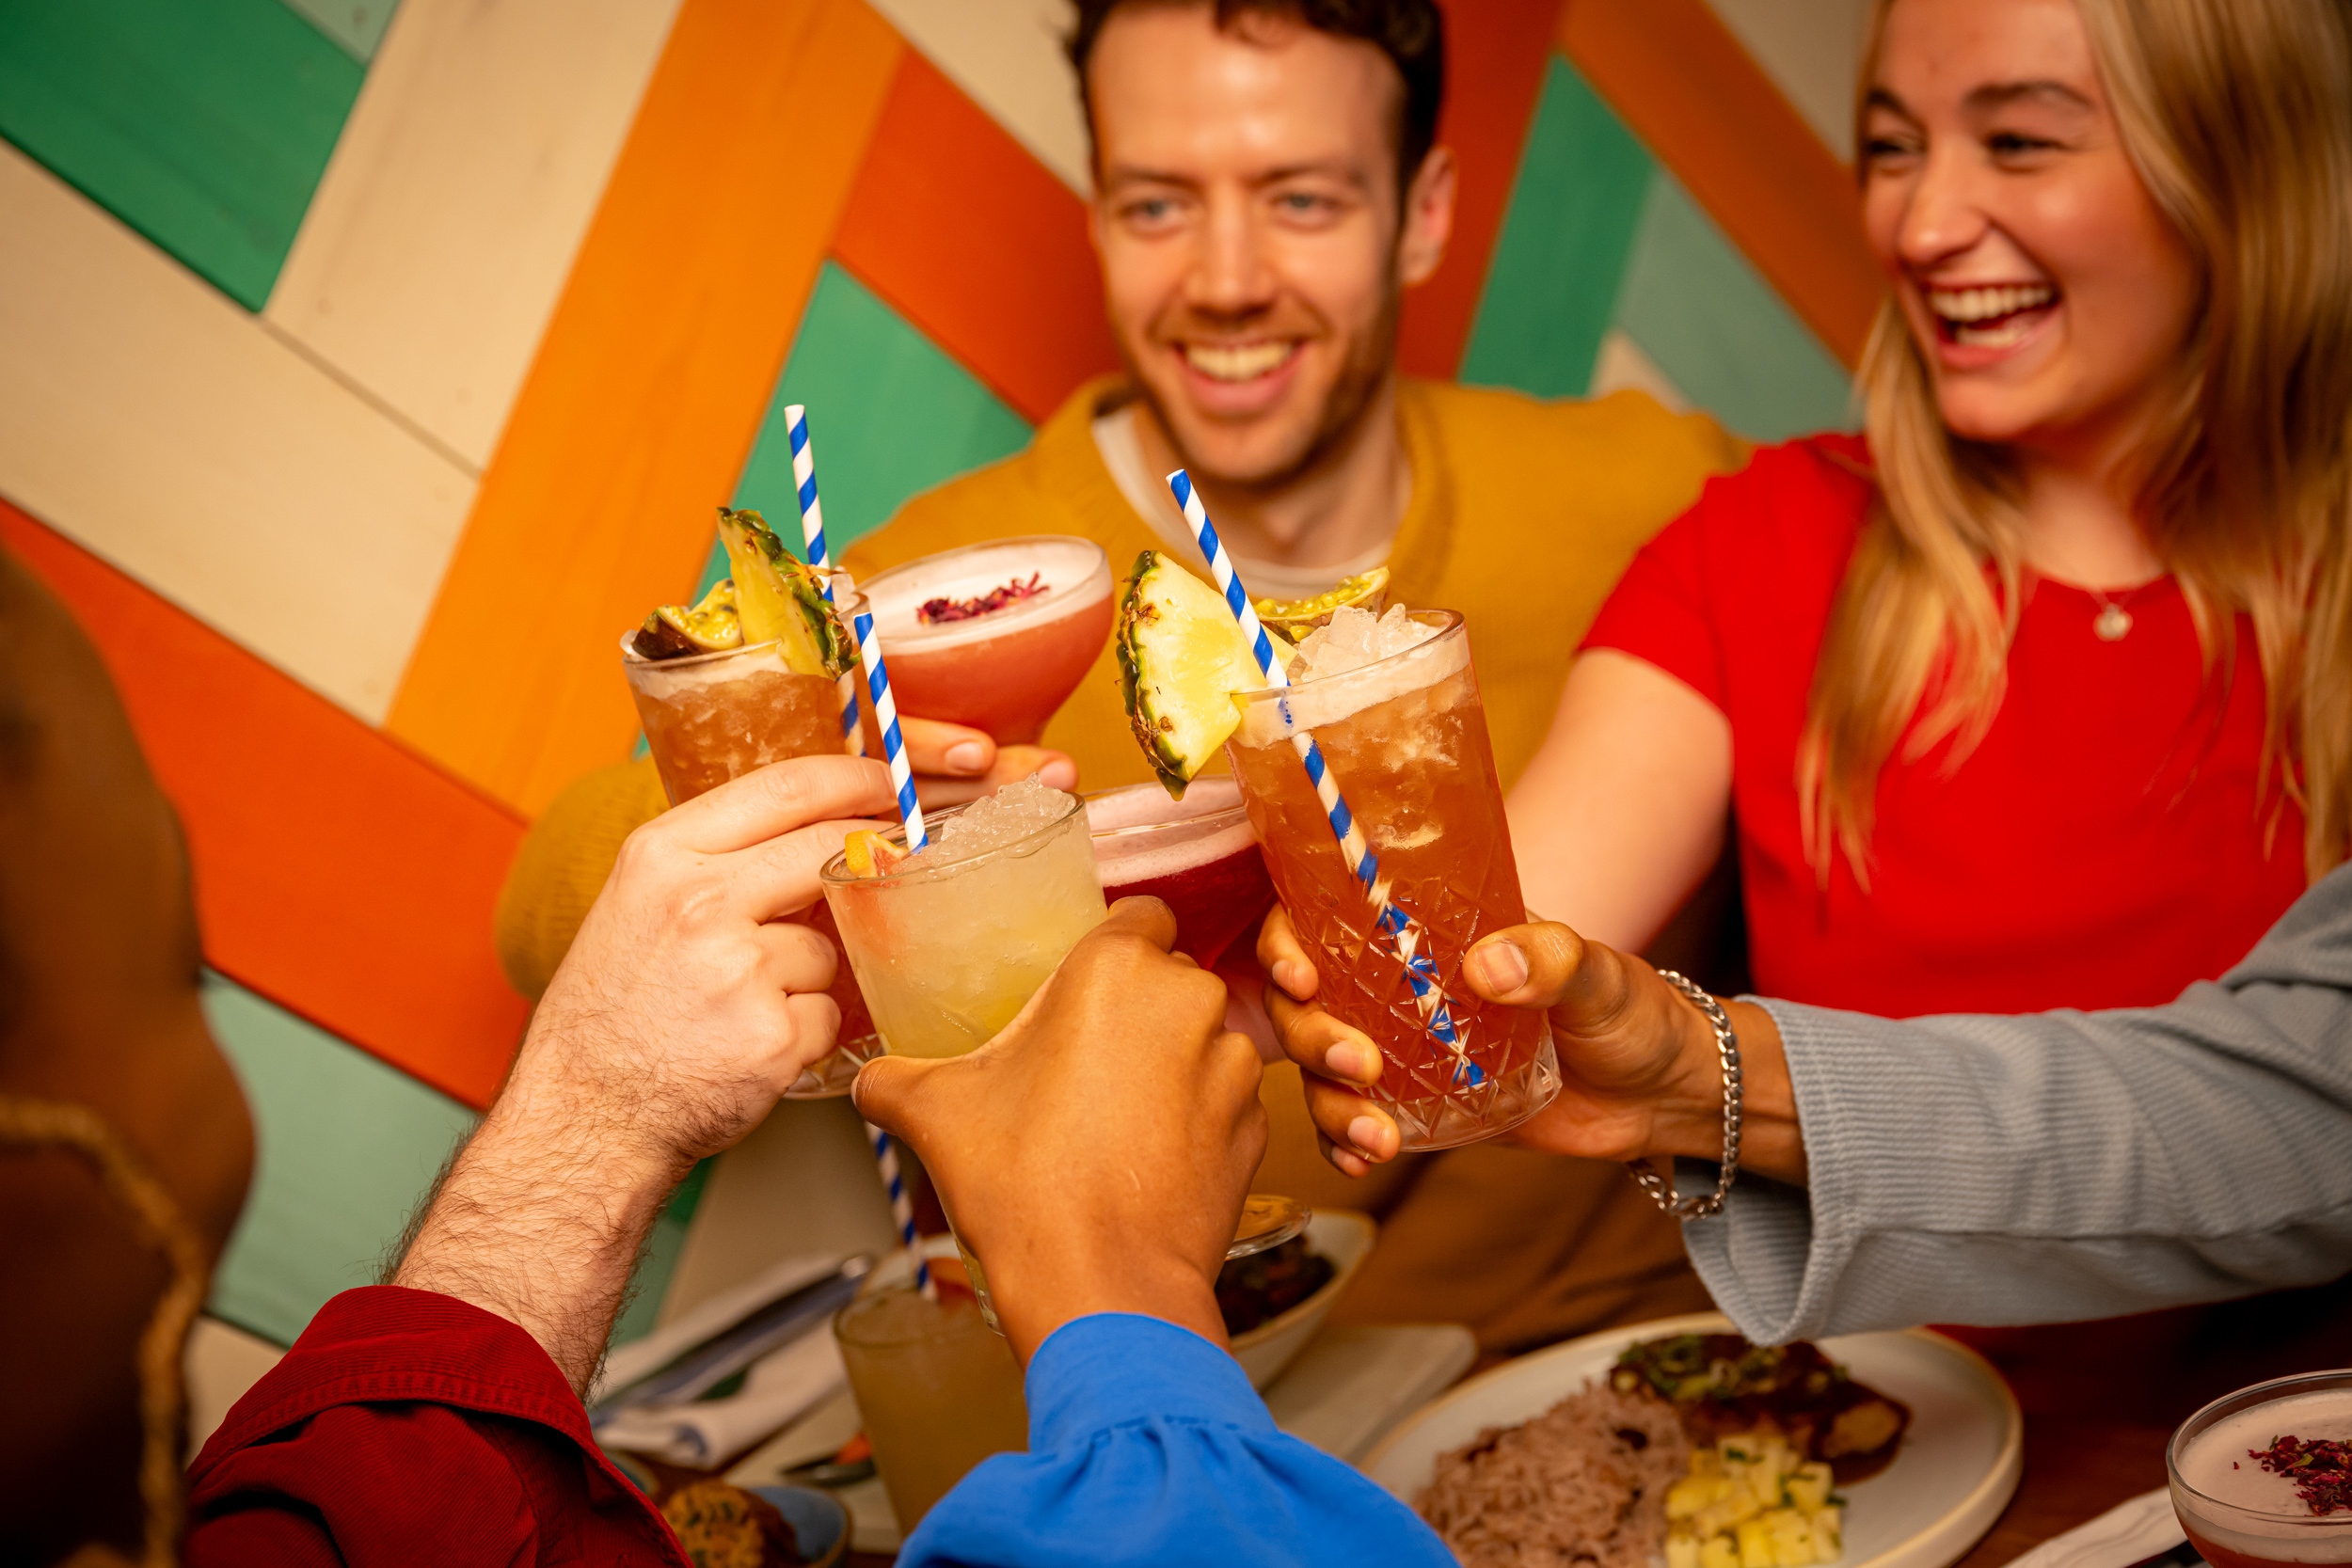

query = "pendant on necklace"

[{"left": 2093, "top": 603, "right": 2134, "bottom": 641}]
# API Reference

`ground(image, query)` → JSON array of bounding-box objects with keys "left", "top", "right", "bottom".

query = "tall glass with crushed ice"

[{"left": 1227, "top": 610, "right": 1560, "bottom": 1150}]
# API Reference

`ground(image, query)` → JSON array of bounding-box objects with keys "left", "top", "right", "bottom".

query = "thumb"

[
  {"left": 1464, "top": 921, "right": 1587, "bottom": 1008},
  {"left": 850, "top": 1052, "right": 946, "bottom": 1142}
]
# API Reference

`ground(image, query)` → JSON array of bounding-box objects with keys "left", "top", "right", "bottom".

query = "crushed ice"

[
  {"left": 1289, "top": 605, "right": 1438, "bottom": 682},
  {"left": 930, "top": 773, "right": 1072, "bottom": 860}
]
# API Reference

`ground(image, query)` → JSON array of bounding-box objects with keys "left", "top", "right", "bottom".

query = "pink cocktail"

[
  {"left": 858, "top": 537, "right": 1114, "bottom": 745},
  {"left": 2172, "top": 1371, "right": 2352, "bottom": 1568},
  {"left": 1086, "top": 778, "right": 1276, "bottom": 969}
]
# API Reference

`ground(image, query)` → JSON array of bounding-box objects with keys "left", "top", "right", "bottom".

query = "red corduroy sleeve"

[{"left": 184, "top": 1286, "right": 686, "bottom": 1568}]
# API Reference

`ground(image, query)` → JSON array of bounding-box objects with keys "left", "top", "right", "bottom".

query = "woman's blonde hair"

[{"left": 1799, "top": 0, "right": 2352, "bottom": 884}]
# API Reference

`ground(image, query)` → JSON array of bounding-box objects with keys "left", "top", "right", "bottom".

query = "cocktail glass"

[
  {"left": 1226, "top": 610, "right": 1561, "bottom": 1151},
  {"left": 2170, "top": 1370, "right": 2352, "bottom": 1568},
  {"left": 820, "top": 789, "right": 1307, "bottom": 1331},
  {"left": 619, "top": 594, "right": 879, "bottom": 1099},
  {"left": 856, "top": 536, "right": 1114, "bottom": 745},
  {"left": 1086, "top": 777, "right": 1277, "bottom": 969}
]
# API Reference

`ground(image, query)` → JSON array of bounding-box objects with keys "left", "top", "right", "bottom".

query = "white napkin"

[
  {"left": 590, "top": 1253, "right": 844, "bottom": 1405},
  {"left": 596, "top": 1324, "right": 850, "bottom": 1467},
  {"left": 2006, "top": 1489, "right": 2190, "bottom": 1568}
]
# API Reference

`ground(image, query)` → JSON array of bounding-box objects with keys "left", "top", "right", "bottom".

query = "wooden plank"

[
  {"left": 830, "top": 49, "right": 1119, "bottom": 427},
  {"left": 1559, "top": 0, "right": 1883, "bottom": 367},
  {"left": 200, "top": 974, "right": 479, "bottom": 1346},
  {"left": 866, "top": 0, "right": 1089, "bottom": 193},
  {"left": 1457, "top": 55, "right": 1655, "bottom": 399},
  {"left": 0, "top": 0, "right": 362, "bottom": 310},
  {"left": 1702, "top": 0, "right": 1872, "bottom": 160},
  {"left": 0, "top": 498, "right": 531, "bottom": 1111},
  {"left": 385, "top": 0, "right": 903, "bottom": 816},
  {"left": 0, "top": 145, "right": 474, "bottom": 723},
  {"left": 1394, "top": 0, "right": 1564, "bottom": 379},
  {"left": 265, "top": 0, "right": 687, "bottom": 469}
]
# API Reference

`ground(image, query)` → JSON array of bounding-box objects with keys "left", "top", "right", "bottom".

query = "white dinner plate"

[{"left": 1363, "top": 1311, "right": 2023, "bottom": 1568}]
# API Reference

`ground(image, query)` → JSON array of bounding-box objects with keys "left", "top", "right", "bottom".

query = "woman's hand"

[
  {"left": 890, "top": 716, "right": 1077, "bottom": 808},
  {"left": 1258, "top": 905, "right": 1803, "bottom": 1183}
]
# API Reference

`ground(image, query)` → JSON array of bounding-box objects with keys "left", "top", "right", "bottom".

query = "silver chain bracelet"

[{"left": 1624, "top": 968, "right": 1743, "bottom": 1219}]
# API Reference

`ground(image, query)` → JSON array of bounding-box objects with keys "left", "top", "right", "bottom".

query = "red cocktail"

[
  {"left": 857, "top": 537, "right": 1114, "bottom": 744},
  {"left": 1087, "top": 778, "right": 1276, "bottom": 969},
  {"left": 2171, "top": 1371, "right": 2352, "bottom": 1568}
]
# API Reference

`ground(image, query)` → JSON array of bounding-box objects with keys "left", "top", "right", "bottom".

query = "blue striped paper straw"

[
  {"left": 785, "top": 404, "right": 866, "bottom": 759},
  {"left": 850, "top": 607, "right": 928, "bottom": 853},
  {"left": 1167, "top": 469, "right": 1482, "bottom": 1089},
  {"left": 870, "top": 1122, "right": 934, "bottom": 1301}
]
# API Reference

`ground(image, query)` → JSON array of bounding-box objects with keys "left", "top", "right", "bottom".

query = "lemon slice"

[
  {"left": 634, "top": 578, "right": 742, "bottom": 659},
  {"left": 1254, "top": 565, "right": 1390, "bottom": 644},
  {"left": 1116, "top": 552, "right": 1267, "bottom": 797},
  {"left": 715, "top": 508, "right": 856, "bottom": 679}
]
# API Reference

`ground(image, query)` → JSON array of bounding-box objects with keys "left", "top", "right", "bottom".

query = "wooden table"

[{"left": 1953, "top": 1274, "right": 2352, "bottom": 1568}]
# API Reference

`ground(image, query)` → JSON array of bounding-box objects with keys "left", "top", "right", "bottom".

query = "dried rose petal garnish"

[
  {"left": 2250, "top": 1434, "right": 2352, "bottom": 1514},
  {"left": 917, "top": 574, "right": 1047, "bottom": 625}
]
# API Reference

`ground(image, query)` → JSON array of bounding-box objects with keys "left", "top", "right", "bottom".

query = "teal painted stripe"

[
  {"left": 278, "top": 0, "right": 398, "bottom": 63},
  {"left": 701, "top": 261, "right": 1035, "bottom": 592},
  {"left": 204, "top": 973, "right": 476, "bottom": 1344},
  {"left": 1611, "top": 171, "right": 1858, "bottom": 442},
  {"left": 1458, "top": 55, "right": 1655, "bottom": 399},
  {"left": 0, "top": 0, "right": 365, "bottom": 310},
  {"left": 609, "top": 1157, "right": 714, "bottom": 1348}
]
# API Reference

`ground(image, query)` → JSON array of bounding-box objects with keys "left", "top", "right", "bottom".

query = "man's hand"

[
  {"left": 395, "top": 755, "right": 896, "bottom": 1389},
  {"left": 892, "top": 715, "right": 1077, "bottom": 809},
  {"left": 854, "top": 898, "right": 1265, "bottom": 1365},
  {"left": 1258, "top": 906, "right": 1802, "bottom": 1184}
]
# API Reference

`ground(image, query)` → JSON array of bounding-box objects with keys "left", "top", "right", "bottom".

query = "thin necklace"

[{"left": 2088, "top": 582, "right": 2141, "bottom": 641}]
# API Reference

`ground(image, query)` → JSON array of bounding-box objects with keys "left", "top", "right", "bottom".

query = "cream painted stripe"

[
  {"left": 0, "top": 146, "right": 473, "bottom": 723},
  {"left": 184, "top": 1314, "right": 286, "bottom": 1450},
  {"left": 266, "top": 0, "right": 686, "bottom": 472},
  {"left": 1588, "top": 327, "right": 1692, "bottom": 415},
  {"left": 1702, "top": 0, "right": 1872, "bottom": 161},
  {"left": 866, "top": 0, "right": 1091, "bottom": 194}
]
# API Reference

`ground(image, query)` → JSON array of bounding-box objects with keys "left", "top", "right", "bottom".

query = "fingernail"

[
  {"left": 1346, "top": 1116, "right": 1387, "bottom": 1157},
  {"left": 1040, "top": 758, "right": 1078, "bottom": 790},
  {"left": 1470, "top": 938, "right": 1528, "bottom": 994},
  {"left": 1325, "top": 1042, "right": 1375, "bottom": 1082},
  {"left": 944, "top": 741, "right": 987, "bottom": 774}
]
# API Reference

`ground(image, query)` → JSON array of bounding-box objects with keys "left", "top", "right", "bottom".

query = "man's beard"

[{"left": 1136, "top": 283, "right": 1402, "bottom": 496}]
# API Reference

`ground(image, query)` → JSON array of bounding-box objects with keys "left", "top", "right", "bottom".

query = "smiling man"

[{"left": 499, "top": 0, "right": 1744, "bottom": 1357}]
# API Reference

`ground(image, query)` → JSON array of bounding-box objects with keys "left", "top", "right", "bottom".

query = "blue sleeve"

[{"left": 898, "top": 1313, "right": 1452, "bottom": 1568}]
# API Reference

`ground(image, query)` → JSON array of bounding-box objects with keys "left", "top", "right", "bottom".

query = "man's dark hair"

[{"left": 1067, "top": 0, "right": 1446, "bottom": 191}]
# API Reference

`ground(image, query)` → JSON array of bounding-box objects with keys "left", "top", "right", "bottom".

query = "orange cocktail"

[{"left": 1226, "top": 610, "right": 1559, "bottom": 1150}]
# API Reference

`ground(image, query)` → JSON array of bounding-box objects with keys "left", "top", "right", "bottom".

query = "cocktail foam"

[
  {"left": 2179, "top": 1390, "right": 2352, "bottom": 1561},
  {"left": 618, "top": 634, "right": 803, "bottom": 696},
  {"left": 1089, "top": 778, "right": 1257, "bottom": 888},
  {"left": 862, "top": 537, "right": 1114, "bottom": 653},
  {"left": 1232, "top": 611, "right": 1469, "bottom": 747}
]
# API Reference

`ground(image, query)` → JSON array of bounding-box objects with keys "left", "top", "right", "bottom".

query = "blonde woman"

[{"left": 1268, "top": 0, "right": 2352, "bottom": 1176}]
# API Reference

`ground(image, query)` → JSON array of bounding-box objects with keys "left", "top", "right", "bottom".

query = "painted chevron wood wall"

[{"left": 0, "top": 0, "right": 1878, "bottom": 1363}]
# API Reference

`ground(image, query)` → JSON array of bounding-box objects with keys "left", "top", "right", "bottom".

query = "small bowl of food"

[{"left": 1223, "top": 1209, "right": 1375, "bottom": 1389}]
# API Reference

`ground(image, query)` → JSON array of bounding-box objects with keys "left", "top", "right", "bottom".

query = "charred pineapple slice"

[
  {"left": 632, "top": 578, "right": 742, "bottom": 660},
  {"left": 1254, "top": 565, "right": 1390, "bottom": 643},
  {"left": 1116, "top": 551, "right": 1267, "bottom": 797},
  {"left": 715, "top": 508, "right": 855, "bottom": 679}
]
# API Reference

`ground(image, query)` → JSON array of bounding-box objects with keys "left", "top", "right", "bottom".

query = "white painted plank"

[
  {"left": 868, "top": 0, "right": 1091, "bottom": 194},
  {"left": 265, "top": 0, "right": 685, "bottom": 469},
  {"left": 184, "top": 1314, "right": 287, "bottom": 1449},
  {"left": 0, "top": 145, "right": 473, "bottom": 722},
  {"left": 1589, "top": 326, "right": 1692, "bottom": 415},
  {"left": 1704, "top": 0, "right": 1873, "bottom": 160}
]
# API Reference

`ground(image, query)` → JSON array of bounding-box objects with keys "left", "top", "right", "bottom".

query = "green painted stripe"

[
  {"left": 203, "top": 973, "right": 476, "bottom": 1344},
  {"left": 1458, "top": 55, "right": 1656, "bottom": 399},
  {"left": 700, "top": 261, "right": 1035, "bottom": 591},
  {"left": 609, "top": 1156, "right": 714, "bottom": 1348},
  {"left": 0, "top": 0, "right": 364, "bottom": 310},
  {"left": 1611, "top": 170, "right": 1858, "bottom": 442},
  {"left": 277, "top": 0, "right": 398, "bottom": 63}
]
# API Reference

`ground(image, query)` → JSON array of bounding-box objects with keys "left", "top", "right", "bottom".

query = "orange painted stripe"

[
  {"left": 386, "top": 0, "right": 905, "bottom": 816},
  {"left": 831, "top": 50, "right": 1120, "bottom": 426},
  {"left": 1, "top": 499, "right": 529, "bottom": 1110},
  {"left": 1396, "top": 0, "right": 1565, "bottom": 379},
  {"left": 1558, "top": 0, "right": 1883, "bottom": 367}
]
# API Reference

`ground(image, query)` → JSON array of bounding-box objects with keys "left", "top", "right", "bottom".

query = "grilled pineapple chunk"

[{"left": 714, "top": 508, "right": 854, "bottom": 679}]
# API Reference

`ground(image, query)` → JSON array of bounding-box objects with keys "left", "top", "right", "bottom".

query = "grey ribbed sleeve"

[{"left": 1682, "top": 865, "right": 2352, "bottom": 1343}]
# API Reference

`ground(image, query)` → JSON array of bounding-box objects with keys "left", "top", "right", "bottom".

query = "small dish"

[
  {"left": 1229, "top": 1209, "right": 1375, "bottom": 1389},
  {"left": 749, "top": 1482, "right": 850, "bottom": 1568}
]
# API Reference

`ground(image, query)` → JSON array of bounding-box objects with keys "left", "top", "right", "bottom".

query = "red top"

[
  {"left": 185, "top": 1286, "right": 688, "bottom": 1566},
  {"left": 1581, "top": 434, "right": 2307, "bottom": 1017}
]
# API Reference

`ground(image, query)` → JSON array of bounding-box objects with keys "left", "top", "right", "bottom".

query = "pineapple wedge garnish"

[
  {"left": 714, "top": 508, "right": 855, "bottom": 679},
  {"left": 1116, "top": 551, "right": 1270, "bottom": 798}
]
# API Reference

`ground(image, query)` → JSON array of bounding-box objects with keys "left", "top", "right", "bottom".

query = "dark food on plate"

[
  {"left": 660, "top": 1479, "right": 804, "bottom": 1568},
  {"left": 1420, "top": 1382, "right": 1692, "bottom": 1568},
  {"left": 1216, "top": 1236, "right": 1334, "bottom": 1337},
  {"left": 1613, "top": 1334, "right": 1912, "bottom": 1483}
]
